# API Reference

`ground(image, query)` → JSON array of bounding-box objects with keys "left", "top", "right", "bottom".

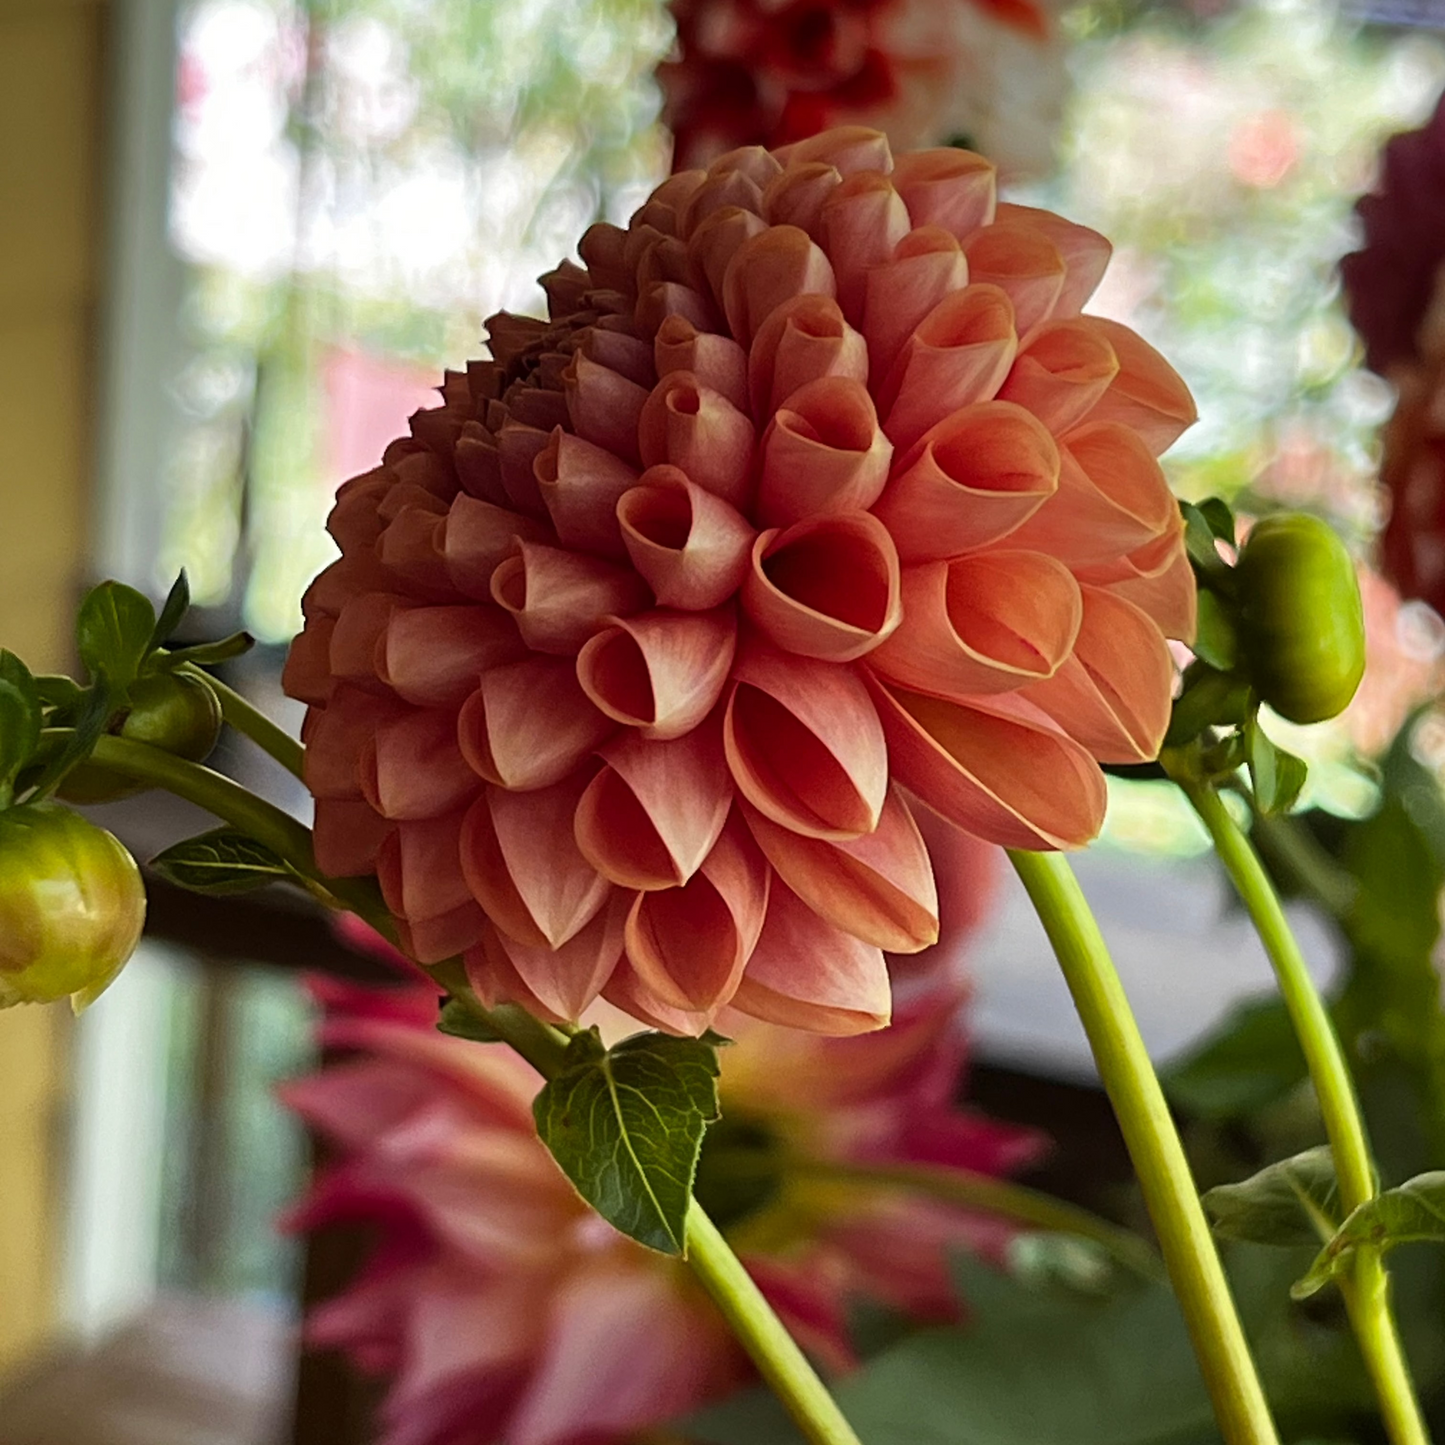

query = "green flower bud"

[
  {"left": 0, "top": 803, "right": 146, "bottom": 1010},
  {"left": 1235, "top": 513, "right": 1366, "bottom": 726},
  {"left": 59, "top": 672, "right": 222, "bottom": 804}
]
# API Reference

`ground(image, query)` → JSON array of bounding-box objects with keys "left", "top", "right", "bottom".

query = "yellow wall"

[{"left": 0, "top": 0, "right": 108, "bottom": 1371}]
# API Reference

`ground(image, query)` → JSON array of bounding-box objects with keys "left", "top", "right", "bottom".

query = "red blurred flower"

[{"left": 284, "top": 126, "right": 1196, "bottom": 1036}]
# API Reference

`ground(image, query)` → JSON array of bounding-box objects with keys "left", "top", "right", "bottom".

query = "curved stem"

[
  {"left": 1180, "top": 781, "right": 1429, "bottom": 1445},
  {"left": 1009, "top": 848, "right": 1279, "bottom": 1445},
  {"left": 180, "top": 663, "right": 305, "bottom": 780}
]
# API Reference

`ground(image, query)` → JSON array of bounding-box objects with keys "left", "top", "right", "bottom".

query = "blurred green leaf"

[
  {"left": 76, "top": 581, "right": 156, "bottom": 690},
  {"left": 1245, "top": 719, "right": 1307, "bottom": 817},
  {"left": 0, "top": 653, "right": 42, "bottom": 798},
  {"left": 1163, "top": 997, "right": 1308, "bottom": 1119},
  {"left": 1192, "top": 589, "right": 1238, "bottom": 672},
  {"left": 1203, "top": 1147, "right": 1339, "bottom": 1247}
]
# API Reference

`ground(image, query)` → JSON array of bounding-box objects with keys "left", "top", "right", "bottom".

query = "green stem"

[
  {"left": 1009, "top": 848, "right": 1279, "bottom": 1445},
  {"left": 180, "top": 663, "right": 305, "bottom": 780},
  {"left": 685, "top": 1205, "right": 863, "bottom": 1445},
  {"left": 1180, "top": 781, "right": 1429, "bottom": 1445}
]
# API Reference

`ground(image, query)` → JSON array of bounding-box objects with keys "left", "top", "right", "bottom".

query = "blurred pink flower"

[{"left": 282, "top": 972, "right": 1039, "bottom": 1445}]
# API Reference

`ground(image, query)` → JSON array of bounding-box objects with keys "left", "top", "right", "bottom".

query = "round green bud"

[
  {"left": 1235, "top": 513, "right": 1366, "bottom": 725},
  {"left": 0, "top": 803, "right": 146, "bottom": 1010}
]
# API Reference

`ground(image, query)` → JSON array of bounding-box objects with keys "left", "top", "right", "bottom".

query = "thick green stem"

[
  {"left": 1009, "top": 848, "right": 1279, "bottom": 1445},
  {"left": 1181, "top": 782, "right": 1429, "bottom": 1445},
  {"left": 180, "top": 663, "right": 306, "bottom": 780}
]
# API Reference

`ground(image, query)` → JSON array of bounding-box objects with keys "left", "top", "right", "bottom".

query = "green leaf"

[
  {"left": 533, "top": 1028, "right": 721, "bottom": 1254},
  {"left": 1191, "top": 589, "right": 1238, "bottom": 672},
  {"left": 1203, "top": 1147, "right": 1340, "bottom": 1248},
  {"left": 23, "top": 681, "right": 115, "bottom": 800},
  {"left": 437, "top": 996, "right": 500, "bottom": 1043},
  {"left": 154, "top": 631, "right": 255, "bottom": 670},
  {"left": 149, "top": 828, "right": 293, "bottom": 895},
  {"left": 33, "top": 673, "right": 84, "bottom": 712},
  {"left": 1180, "top": 501, "right": 1232, "bottom": 591},
  {"left": 1196, "top": 497, "right": 1237, "bottom": 543},
  {"left": 76, "top": 581, "right": 157, "bottom": 689},
  {"left": 1294, "top": 1171, "right": 1445, "bottom": 1300},
  {"left": 1245, "top": 718, "right": 1307, "bottom": 816},
  {"left": 150, "top": 571, "right": 191, "bottom": 650},
  {"left": 0, "top": 653, "right": 42, "bottom": 795},
  {"left": 1162, "top": 997, "right": 1308, "bottom": 1119}
]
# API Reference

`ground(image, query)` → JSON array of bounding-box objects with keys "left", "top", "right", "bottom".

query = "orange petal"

[
  {"left": 635, "top": 278, "right": 720, "bottom": 338},
  {"left": 378, "top": 808, "right": 474, "bottom": 925},
  {"left": 564, "top": 352, "right": 648, "bottom": 467},
  {"left": 870, "top": 680, "right": 1106, "bottom": 850},
  {"left": 890, "top": 146, "right": 996, "bottom": 238},
  {"left": 1004, "top": 422, "right": 1176, "bottom": 568},
  {"left": 496, "top": 421, "right": 552, "bottom": 518},
  {"left": 601, "top": 954, "right": 715, "bottom": 1036},
  {"left": 722, "top": 224, "right": 837, "bottom": 347},
  {"left": 775, "top": 126, "right": 893, "bottom": 176},
  {"left": 282, "top": 617, "right": 335, "bottom": 707},
  {"left": 872, "top": 400, "right": 1059, "bottom": 561},
  {"left": 861, "top": 225, "right": 970, "bottom": 381},
  {"left": 616, "top": 466, "right": 755, "bottom": 610},
  {"left": 679, "top": 166, "right": 767, "bottom": 235},
  {"left": 575, "top": 720, "right": 733, "bottom": 889},
  {"left": 995, "top": 203, "right": 1112, "bottom": 317},
  {"left": 377, "top": 507, "right": 452, "bottom": 597},
  {"left": 1021, "top": 587, "right": 1174, "bottom": 763},
  {"left": 302, "top": 686, "right": 408, "bottom": 799},
  {"left": 757, "top": 375, "right": 893, "bottom": 526},
  {"left": 313, "top": 797, "right": 393, "bottom": 877},
  {"left": 654, "top": 313, "right": 749, "bottom": 413},
  {"left": 819, "top": 170, "right": 911, "bottom": 319},
  {"left": 331, "top": 591, "right": 409, "bottom": 689},
  {"left": 725, "top": 642, "right": 887, "bottom": 840},
  {"left": 490, "top": 540, "right": 650, "bottom": 655},
  {"left": 580, "top": 221, "right": 632, "bottom": 292},
  {"left": 466, "top": 921, "right": 567, "bottom": 1025},
  {"left": 377, "top": 604, "right": 524, "bottom": 708},
  {"left": 742, "top": 512, "right": 901, "bottom": 662},
  {"left": 706, "top": 144, "right": 783, "bottom": 188},
  {"left": 1087, "top": 528, "right": 1197, "bottom": 643},
  {"left": 454, "top": 423, "right": 507, "bottom": 504},
  {"left": 581, "top": 324, "right": 655, "bottom": 390},
  {"left": 460, "top": 779, "right": 611, "bottom": 949},
  {"left": 625, "top": 814, "right": 770, "bottom": 1017},
  {"left": 534, "top": 429, "right": 639, "bottom": 561},
  {"left": 730, "top": 881, "right": 890, "bottom": 1035},
  {"left": 360, "top": 707, "right": 480, "bottom": 821},
  {"left": 638, "top": 371, "right": 757, "bottom": 510},
  {"left": 576, "top": 606, "right": 737, "bottom": 740},
  {"left": 481, "top": 896, "right": 626, "bottom": 1022},
  {"left": 458, "top": 657, "right": 616, "bottom": 791},
  {"left": 748, "top": 294, "right": 869, "bottom": 420},
  {"left": 996, "top": 319, "right": 1120, "bottom": 436},
  {"left": 395, "top": 899, "right": 490, "bottom": 965},
  {"left": 687, "top": 205, "right": 768, "bottom": 314},
  {"left": 1077, "top": 317, "right": 1197, "bottom": 453},
  {"left": 741, "top": 786, "right": 937, "bottom": 952},
  {"left": 304, "top": 553, "right": 398, "bottom": 621},
  {"left": 444, "top": 495, "right": 550, "bottom": 601},
  {"left": 871, "top": 550, "right": 1081, "bottom": 699},
  {"left": 761, "top": 160, "right": 842, "bottom": 238},
  {"left": 877, "top": 284, "right": 1018, "bottom": 452},
  {"left": 962, "top": 221, "right": 1066, "bottom": 336}
]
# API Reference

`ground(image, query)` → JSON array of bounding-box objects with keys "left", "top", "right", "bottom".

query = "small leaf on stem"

[
  {"left": 76, "top": 581, "right": 157, "bottom": 690},
  {"left": 1203, "top": 1146, "right": 1340, "bottom": 1248},
  {"left": 438, "top": 996, "right": 501, "bottom": 1043},
  {"left": 1245, "top": 718, "right": 1307, "bottom": 816},
  {"left": 0, "top": 653, "right": 42, "bottom": 797},
  {"left": 150, "top": 571, "right": 191, "bottom": 651},
  {"left": 150, "top": 827, "right": 294, "bottom": 895}
]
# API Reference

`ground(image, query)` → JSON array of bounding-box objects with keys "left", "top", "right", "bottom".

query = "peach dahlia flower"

[
  {"left": 282, "top": 973, "right": 1038, "bottom": 1445},
  {"left": 283, "top": 126, "right": 1197, "bottom": 1037}
]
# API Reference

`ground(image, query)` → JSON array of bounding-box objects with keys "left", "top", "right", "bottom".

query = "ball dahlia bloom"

[
  {"left": 282, "top": 974, "right": 1039, "bottom": 1445},
  {"left": 283, "top": 126, "right": 1197, "bottom": 1037}
]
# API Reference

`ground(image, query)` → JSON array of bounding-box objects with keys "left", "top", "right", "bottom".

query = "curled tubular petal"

[
  {"left": 776, "top": 125, "right": 893, "bottom": 177},
  {"left": 742, "top": 512, "right": 901, "bottom": 661},
  {"left": 534, "top": 430, "right": 639, "bottom": 560},
  {"left": 638, "top": 372, "right": 756, "bottom": 509},
  {"left": 281, "top": 616, "right": 334, "bottom": 706},
  {"left": 725, "top": 643, "right": 887, "bottom": 840},
  {"left": 1078, "top": 317, "right": 1197, "bottom": 453},
  {"left": 361, "top": 708, "right": 480, "bottom": 822},
  {"left": 730, "top": 881, "right": 891, "bottom": 1036},
  {"left": 819, "top": 170, "right": 911, "bottom": 319},
  {"left": 870, "top": 550, "right": 1082, "bottom": 699},
  {"left": 872, "top": 401, "right": 1060, "bottom": 561},
  {"left": 961, "top": 222, "right": 1066, "bottom": 336},
  {"left": 564, "top": 352, "right": 648, "bottom": 466},
  {"left": 871, "top": 681, "right": 1106, "bottom": 850},
  {"left": 994, "top": 203, "right": 1112, "bottom": 317},
  {"left": 303, "top": 687, "right": 409, "bottom": 800},
  {"left": 653, "top": 313, "right": 749, "bottom": 413},
  {"left": 490, "top": 540, "right": 650, "bottom": 655},
  {"left": 444, "top": 496, "right": 551, "bottom": 600},
  {"left": 496, "top": 422, "right": 551, "bottom": 518},
  {"left": 1089, "top": 529, "right": 1197, "bottom": 643},
  {"left": 722, "top": 224, "right": 837, "bottom": 346},
  {"left": 748, "top": 295, "right": 869, "bottom": 420},
  {"left": 687, "top": 205, "right": 768, "bottom": 313},
  {"left": 625, "top": 815, "right": 770, "bottom": 1017},
  {"left": 761, "top": 160, "right": 842, "bottom": 237},
  {"left": 378, "top": 605, "right": 524, "bottom": 708},
  {"left": 996, "top": 319, "right": 1120, "bottom": 436},
  {"left": 616, "top": 466, "right": 755, "bottom": 610},
  {"left": 742, "top": 787, "right": 938, "bottom": 952},
  {"left": 862, "top": 226, "right": 970, "bottom": 381},
  {"left": 378, "top": 809, "right": 475, "bottom": 924},
  {"left": 576, "top": 607, "right": 737, "bottom": 740},
  {"left": 757, "top": 375, "right": 893, "bottom": 525},
  {"left": 889, "top": 148, "right": 996, "bottom": 239},
  {"left": 574, "top": 721, "right": 733, "bottom": 890},
  {"left": 331, "top": 592, "right": 409, "bottom": 689}
]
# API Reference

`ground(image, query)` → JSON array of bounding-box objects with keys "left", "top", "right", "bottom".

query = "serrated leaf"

[
  {"left": 76, "top": 581, "right": 157, "bottom": 690},
  {"left": 150, "top": 571, "right": 191, "bottom": 650},
  {"left": 1163, "top": 996, "right": 1308, "bottom": 1119},
  {"left": 534, "top": 1028, "right": 721, "bottom": 1254},
  {"left": 438, "top": 996, "right": 500, "bottom": 1043},
  {"left": 1294, "top": 1171, "right": 1445, "bottom": 1299},
  {"left": 1203, "top": 1147, "right": 1340, "bottom": 1248},
  {"left": 150, "top": 828, "right": 293, "bottom": 895},
  {"left": 1191, "top": 589, "right": 1238, "bottom": 672},
  {"left": 1246, "top": 719, "right": 1306, "bottom": 816}
]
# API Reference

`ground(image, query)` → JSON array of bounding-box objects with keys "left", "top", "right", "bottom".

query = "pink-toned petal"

[
  {"left": 490, "top": 540, "right": 650, "bottom": 655},
  {"left": 616, "top": 466, "right": 755, "bottom": 610},
  {"left": 304, "top": 552, "right": 399, "bottom": 621},
  {"left": 625, "top": 813, "right": 770, "bottom": 1017},
  {"left": 890, "top": 147, "right": 997, "bottom": 239},
  {"left": 756, "top": 375, "right": 893, "bottom": 526},
  {"left": 458, "top": 657, "right": 616, "bottom": 791},
  {"left": 653, "top": 313, "right": 749, "bottom": 413},
  {"left": 580, "top": 324, "right": 655, "bottom": 390},
  {"left": 575, "top": 715, "right": 732, "bottom": 888},
  {"left": 872, "top": 400, "right": 1059, "bottom": 561},
  {"left": 748, "top": 294, "right": 869, "bottom": 421},
  {"left": 870, "top": 550, "right": 1081, "bottom": 699},
  {"left": 761, "top": 160, "right": 842, "bottom": 238},
  {"left": 1021, "top": 586, "right": 1174, "bottom": 762},
  {"left": 533, "top": 429, "right": 639, "bottom": 561},
  {"left": 686, "top": 205, "right": 768, "bottom": 313},
  {"left": 377, "top": 604, "right": 524, "bottom": 708},
  {"left": 331, "top": 591, "right": 410, "bottom": 689},
  {"left": 707, "top": 143, "right": 783, "bottom": 187},
  {"left": 722, "top": 224, "right": 837, "bottom": 348},
  {"left": 489, "top": 892, "right": 627, "bottom": 1022},
  {"left": 454, "top": 423, "right": 507, "bottom": 504},
  {"left": 819, "top": 170, "right": 911, "bottom": 320},
  {"left": 724, "top": 642, "right": 887, "bottom": 840},
  {"left": 460, "top": 779, "right": 610, "bottom": 949},
  {"left": 996, "top": 318, "right": 1120, "bottom": 435},
  {"left": 634, "top": 278, "right": 720, "bottom": 338},
  {"left": 443, "top": 494, "right": 550, "bottom": 601},
  {"left": 678, "top": 166, "right": 764, "bottom": 235},
  {"left": 742, "top": 512, "right": 901, "bottom": 662},
  {"left": 995, "top": 202, "right": 1112, "bottom": 316},
  {"left": 395, "top": 899, "right": 490, "bottom": 965},
  {"left": 496, "top": 421, "right": 552, "bottom": 518},
  {"left": 314, "top": 797, "right": 394, "bottom": 877},
  {"left": 576, "top": 606, "right": 736, "bottom": 740},
  {"left": 377, "top": 507, "right": 453, "bottom": 599},
  {"left": 377, "top": 808, "right": 474, "bottom": 923},
  {"left": 637, "top": 371, "right": 757, "bottom": 509},
  {"left": 1077, "top": 316, "right": 1197, "bottom": 453},
  {"left": 466, "top": 923, "right": 568, "bottom": 1024},
  {"left": 563, "top": 352, "right": 648, "bottom": 467},
  {"left": 601, "top": 954, "right": 716, "bottom": 1036},
  {"left": 303, "top": 687, "right": 410, "bottom": 799},
  {"left": 282, "top": 618, "right": 335, "bottom": 707},
  {"left": 741, "top": 785, "right": 937, "bottom": 952},
  {"left": 579, "top": 220, "right": 631, "bottom": 290},
  {"left": 861, "top": 226, "right": 971, "bottom": 381},
  {"left": 731, "top": 881, "right": 891, "bottom": 1035},
  {"left": 961, "top": 221, "right": 1066, "bottom": 335},
  {"left": 871, "top": 680, "right": 1107, "bottom": 849},
  {"left": 776, "top": 126, "right": 893, "bottom": 177},
  {"left": 361, "top": 708, "right": 480, "bottom": 821},
  {"left": 877, "top": 284, "right": 1018, "bottom": 451},
  {"left": 1084, "top": 526, "right": 1196, "bottom": 642}
]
